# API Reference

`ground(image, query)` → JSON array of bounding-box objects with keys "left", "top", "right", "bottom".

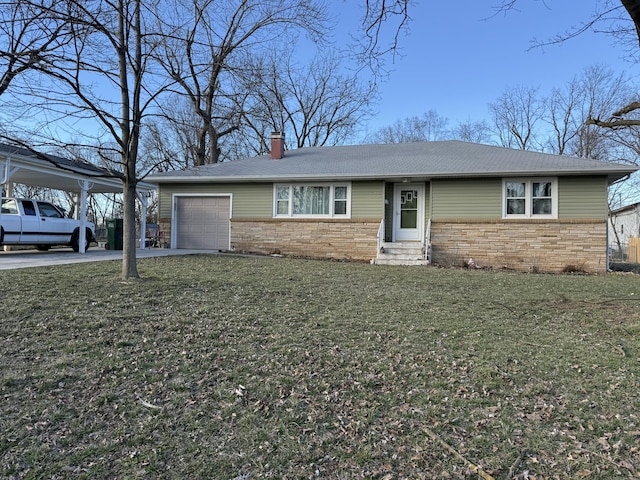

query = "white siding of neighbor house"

[{"left": 609, "top": 205, "right": 640, "bottom": 253}]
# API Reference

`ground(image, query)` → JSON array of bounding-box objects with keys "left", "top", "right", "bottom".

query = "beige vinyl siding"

[
  {"left": 558, "top": 176, "right": 608, "bottom": 219},
  {"left": 158, "top": 183, "right": 273, "bottom": 219},
  {"left": 431, "top": 178, "right": 502, "bottom": 219},
  {"left": 351, "top": 181, "right": 385, "bottom": 218}
]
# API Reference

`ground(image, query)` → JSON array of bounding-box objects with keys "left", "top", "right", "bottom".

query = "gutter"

[{"left": 147, "top": 169, "right": 637, "bottom": 184}]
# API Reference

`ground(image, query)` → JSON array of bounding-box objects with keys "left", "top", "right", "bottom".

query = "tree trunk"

[
  {"left": 118, "top": 0, "right": 141, "bottom": 279},
  {"left": 621, "top": 0, "right": 640, "bottom": 46},
  {"left": 120, "top": 180, "right": 138, "bottom": 278}
]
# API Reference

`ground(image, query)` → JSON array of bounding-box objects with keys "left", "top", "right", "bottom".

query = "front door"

[{"left": 393, "top": 183, "right": 424, "bottom": 242}]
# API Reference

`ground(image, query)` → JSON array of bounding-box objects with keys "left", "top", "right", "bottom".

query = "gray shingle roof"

[
  {"left": 147, "top": 140, "right": 637, "bottom": 184},
  {"left": 0, "top": 143, "right": 156, "bottom": 193},
  {"left": 0, "top": 143, "right": 119, "bottom": 177}
]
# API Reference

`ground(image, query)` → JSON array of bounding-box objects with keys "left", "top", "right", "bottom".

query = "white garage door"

[{"left": 175, "top": 196, "right": 230, "bottom": 250}]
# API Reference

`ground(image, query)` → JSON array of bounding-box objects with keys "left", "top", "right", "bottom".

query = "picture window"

[{"left": 274, "top": 184, "right": 350, "bottom": 218}]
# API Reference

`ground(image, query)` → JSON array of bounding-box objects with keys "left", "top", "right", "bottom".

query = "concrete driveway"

[{"left": 0, "top": 247, "right": 215, "bottom": 270}]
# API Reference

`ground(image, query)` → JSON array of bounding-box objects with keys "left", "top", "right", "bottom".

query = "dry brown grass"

[{"left": 1, "top": 255, "right": 639, "bottom": 479}]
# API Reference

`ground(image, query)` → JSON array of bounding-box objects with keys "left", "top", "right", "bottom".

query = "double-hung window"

[
  {"left": 504, "top": 178, "right": 557, "bottom": 218},
  {"left": 274, "top": 184, "right": 350, "bottom": 217}
]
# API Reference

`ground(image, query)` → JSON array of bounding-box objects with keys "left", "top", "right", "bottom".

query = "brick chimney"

[{"left": 270, "top": 131, "right": 285, "bottom": 159}]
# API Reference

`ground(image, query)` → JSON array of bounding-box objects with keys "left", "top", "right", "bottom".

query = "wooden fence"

[{"left": 629, "top": 237, "right": 640, "bottom": 263}]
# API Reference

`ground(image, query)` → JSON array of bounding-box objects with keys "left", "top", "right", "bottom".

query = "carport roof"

[{"left": 0, "top": 143, "right": 155, "bottom": 194}]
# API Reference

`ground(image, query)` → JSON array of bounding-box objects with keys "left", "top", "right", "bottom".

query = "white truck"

[{"left": 1, "top": 197, "right": 95, "bottom": 252}]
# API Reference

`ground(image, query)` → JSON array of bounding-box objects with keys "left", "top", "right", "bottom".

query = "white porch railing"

[
  {"left": 377, "top": 219, "right": 385, "bottom": 253},
  {"left": 424, "top": 218, "right": 432, "bottom": 263}
]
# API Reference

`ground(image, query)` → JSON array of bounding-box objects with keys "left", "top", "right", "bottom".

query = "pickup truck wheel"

[
  {"left": 36, "top": 245, "right": 51, "bottom": 251},
  {"left": 71, "top": 228, "right": 92, "bottom": 253}
]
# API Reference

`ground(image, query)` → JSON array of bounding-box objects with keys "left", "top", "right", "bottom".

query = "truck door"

[
  {"left": 36, "top": 201, "right": 72, "bottom": 244},
  {"left": 18, "top": 200, "right": 41, "bottom": 243},
  {"left": 1, "top": 198, "right": 23, "bottom": 243}
]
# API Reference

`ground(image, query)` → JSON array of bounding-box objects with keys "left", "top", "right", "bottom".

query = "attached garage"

[{"left": 174, "top": 195, "right": 231, "bottom": 250}]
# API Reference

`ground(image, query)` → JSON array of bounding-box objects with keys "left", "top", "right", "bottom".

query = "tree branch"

[
  {"left": 613, "top": 101, "right": 640, "bottom": 117},
  {"left": 586, "top": 116, "right": 640, "bottom": 129}
]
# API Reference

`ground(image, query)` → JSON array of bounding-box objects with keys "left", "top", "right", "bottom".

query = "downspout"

[{"left": 606, "top": 216, "right": 610, "bottom": 272}]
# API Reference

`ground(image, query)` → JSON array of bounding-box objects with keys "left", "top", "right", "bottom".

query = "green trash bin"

[{"left": 106, "top": 218, "right": 123, "bottom": 250}]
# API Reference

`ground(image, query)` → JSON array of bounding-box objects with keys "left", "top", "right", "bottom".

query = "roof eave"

[{"left": 148, "top": 168, "right": 637, "bottom": 184}]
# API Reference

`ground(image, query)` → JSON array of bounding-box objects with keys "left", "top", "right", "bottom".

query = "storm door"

[{"left": 393, "top": 183, "right": 424, "bottom": 242}]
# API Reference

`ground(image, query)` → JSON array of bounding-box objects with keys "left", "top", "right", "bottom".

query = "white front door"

[{"left": 393, "top": 183, "right": 424, "bottom": 242}]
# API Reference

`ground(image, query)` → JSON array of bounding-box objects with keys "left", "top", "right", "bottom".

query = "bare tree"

[
  {"left": 368, "top": 110, "right": 450, "bottom": 143},
  {"left": 149, "top": 47, "right": 377, "bottom": 165},
  {"left": 489, "top": 85, "right": 544, "bottom": 150},
  {"left": 0, "top": 0, "right": 73, "bottom": 97},
  {"left": 568, "top": 66, "right": 635, "bottom": 160},
  {"left": 242, "top": 51, "right": 377, "bottom": 150},
  {"left": 494, "top": 0, "right": 637, "bottom": 48},
  {"left": 354, "top": 0, "right": 411, "bottom": 72},
  {"left": 141, "top": 97, "right": 202, "bottom": 171},
  {"left": 156, "top": 0, "right": 330, "bottom": 166},
  {"left": 451, "top": 119, "right": 492, "bottom": 144},
  {"left": 495, "top": 1, "right": 640, "bottom": 131},
  {"left": 544, "top": 80, "right": 583, "bottom": 156},
  {"left": 1, "top": 0, "right": 172, "bottom": 279}
]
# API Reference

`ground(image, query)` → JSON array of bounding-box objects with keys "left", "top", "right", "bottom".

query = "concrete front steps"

[{"left": 373, "top": 242, "right": 430, "bottom": 266}]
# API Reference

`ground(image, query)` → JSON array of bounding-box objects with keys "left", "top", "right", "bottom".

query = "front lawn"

[{"left": 1, "top": 255, "right": 639, "bottom": 479}]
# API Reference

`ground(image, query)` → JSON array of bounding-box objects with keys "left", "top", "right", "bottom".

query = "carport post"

[
  {"left": 137, "top": 190, "right": 148, "bottom": 249},
  {"left": 1, "top": 156, "right": 17, "bottom": 196},
  {"left": 77, "top": 180, "right": 91, "bottom": 254},
  {"left": 2, "top": 157, "right": 16, "bottom": 252}
]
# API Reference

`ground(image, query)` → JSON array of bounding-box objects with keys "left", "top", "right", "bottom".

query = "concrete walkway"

[{"left": 0, "top": 247, "right": 215, "bottom": 270}]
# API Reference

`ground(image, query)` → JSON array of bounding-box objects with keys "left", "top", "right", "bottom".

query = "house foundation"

[
  {"left": 159, "top": 216, "right": 608, "bottom": 273},
  {"left": 430, "top": 219, "right": 607, "bottom": 273},
  {"left": 230, "top": 218, "right": 380, "bottom": 260}
]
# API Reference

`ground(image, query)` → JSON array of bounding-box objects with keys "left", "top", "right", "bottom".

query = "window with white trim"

[
  {"left": 503, "top": 178, "right": 557, "bottom": 218},
  {"left": 274, "top": 183, "right": 351, "bottom": 217}
]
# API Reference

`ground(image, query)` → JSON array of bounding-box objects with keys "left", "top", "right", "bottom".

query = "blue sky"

[{"left": 341, "top": 1, "right": 640, "bottom": 133}]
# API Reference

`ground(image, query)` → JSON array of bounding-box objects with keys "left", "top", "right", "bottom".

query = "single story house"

[{"left": 147, "top": 134, "right": 637, "bottom": 273}]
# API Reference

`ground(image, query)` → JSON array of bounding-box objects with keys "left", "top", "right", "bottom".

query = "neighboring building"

[
  {"left": 609, "top": 202, "right": 640, "bottom": 260},
  {"left": 147, "top": 135, "right": 637, "bottom": 273}
]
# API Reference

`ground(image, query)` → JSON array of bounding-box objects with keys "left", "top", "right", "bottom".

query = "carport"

[{"left": 0, "top": 143, "right": 156, "bottom": 253}]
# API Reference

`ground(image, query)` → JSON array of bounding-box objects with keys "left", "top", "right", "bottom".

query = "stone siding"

[
  {"left": 230, "top": 218, "right": 380, "bottom": 260},
  {"left": 158, "top": 217, "right": 172, "bottom": 248},
  {"left": 431, "top": 219, "right": 607, "bottom": 273}
]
